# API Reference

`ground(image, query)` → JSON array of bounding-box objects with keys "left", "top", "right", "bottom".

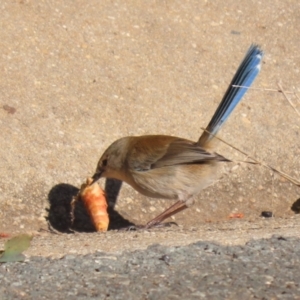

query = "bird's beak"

[{"left": 91, "top": 171, "right": 102, "bottom": 185}]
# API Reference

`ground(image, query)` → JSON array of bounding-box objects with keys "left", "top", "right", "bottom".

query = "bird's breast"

[{"left": 128, "top": 162, "right": 219, "bottom": 201}]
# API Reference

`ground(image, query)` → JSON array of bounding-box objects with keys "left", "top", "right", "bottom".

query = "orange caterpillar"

[{"left": 73, "top": 178, "right": 109, "bottom": 232}]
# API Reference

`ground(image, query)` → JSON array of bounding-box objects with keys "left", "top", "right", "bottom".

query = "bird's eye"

[{"left": 102, "top": 158, "right": 108, "bottom": 167}]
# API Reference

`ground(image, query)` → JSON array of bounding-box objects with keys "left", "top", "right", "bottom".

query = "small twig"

[
  {"left": 45, "top": 222, "right": 62, "bottom": 235},
  {"left": 70, "top": 196, "right": 77, "bottom": 226},
  {"left": 232, "top": 85, "right": 294, "bottom": 94},
  {"left": 201, "top": 128, "right": 300, "bottom": 187},
  {"left": 271, "top": 171, "right": 275, "bottom": 215},
  {"left": 295, "top": 93, "right": 300, "bottom": 107},
  {"left": 277, "top": 83, "right": 300, "bottom": 118}
]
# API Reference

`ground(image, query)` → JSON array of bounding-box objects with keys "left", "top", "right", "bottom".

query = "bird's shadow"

[
  {"left": 291, "top": 198, "right": 300, "bottom": 214},
  {"left": 47, "top": 178, "right": 133, "bottom": 232}
]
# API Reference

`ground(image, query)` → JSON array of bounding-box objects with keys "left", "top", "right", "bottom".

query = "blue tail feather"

[{"left": 198, "top": 44, "right": 263, "bottom": 147}]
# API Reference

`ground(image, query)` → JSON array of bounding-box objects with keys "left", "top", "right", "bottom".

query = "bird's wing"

[{"left": 128, "top": 136, "right": 227, "bottom": 172}]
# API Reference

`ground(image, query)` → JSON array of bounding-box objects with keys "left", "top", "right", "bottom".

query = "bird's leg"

[{"left": 145, "top": 200, "right": 188, "bottom": 229}]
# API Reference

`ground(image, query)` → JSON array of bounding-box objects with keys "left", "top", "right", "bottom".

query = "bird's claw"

[
  {"left": 118, "top": 221, "right": 178, "bottom": 231},
  {"left": 145, "top": 221, "right": 178, "bottom": 229}
]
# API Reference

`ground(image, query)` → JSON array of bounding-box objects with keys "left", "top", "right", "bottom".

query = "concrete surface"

[
  {"left": 0, "top": 0, "right": 300, "bottom": 254},
  {"left": 25, "top": 216, "right": 300, "bottom": 258}
]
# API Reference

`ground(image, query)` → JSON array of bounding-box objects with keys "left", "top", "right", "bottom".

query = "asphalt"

[{"left": 1, "top": 235, "right": 300, "bottom": 299}]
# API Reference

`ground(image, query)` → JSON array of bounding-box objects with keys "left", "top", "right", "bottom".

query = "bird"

[{"left": 91, "top": 44, "right": 263, "bottom": 229}]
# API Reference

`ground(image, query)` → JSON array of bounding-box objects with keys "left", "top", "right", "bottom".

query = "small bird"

[{"left": 92, "top": 44, "right": 263, "bottom": 228}]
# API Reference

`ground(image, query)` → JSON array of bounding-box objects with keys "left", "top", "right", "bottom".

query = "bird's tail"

[{"left": 197, "top": 44, "right": 263, "bottom": 148}]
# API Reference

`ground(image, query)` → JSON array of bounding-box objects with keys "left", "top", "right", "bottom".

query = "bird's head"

[{"left": 91, "top": 137, "right": 131, "bottom": 184}]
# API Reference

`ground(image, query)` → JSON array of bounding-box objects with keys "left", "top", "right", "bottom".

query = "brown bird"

[{"left": 92, "top": 44, "right": 263, "bottom": 228}]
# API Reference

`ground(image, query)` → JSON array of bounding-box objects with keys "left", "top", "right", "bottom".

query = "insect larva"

[{"left": 72, "top": 178, "right": 109, "bottom": 232}]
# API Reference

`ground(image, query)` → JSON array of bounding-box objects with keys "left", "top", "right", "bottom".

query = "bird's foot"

[
  {"left": 118, "top": 222, "right": 178, "bottom": 231},
  {"left": 145, "top": 221, "right": 178, "bottom": 229},
  {"left": 118, "top": 225, "right": 144, "bottom": 231}
]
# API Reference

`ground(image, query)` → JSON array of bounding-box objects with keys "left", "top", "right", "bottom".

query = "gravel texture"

[
  {"left": 1, "top": 235, "right": 300, "bottom": 299},
  {"left": 1, "top": 0, "right": 300, "bottom": 233}
]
